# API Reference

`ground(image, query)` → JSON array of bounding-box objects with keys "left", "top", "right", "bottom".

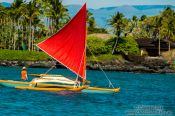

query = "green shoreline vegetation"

[
  {"left": 0, "top": 1, "right": 175, "bottom": 68},
  {"left": 0, "top": 49, "right": 50, "bottom": 61},
  {"left": 0, "top": 49, "right": 123, "bottom": 62}
]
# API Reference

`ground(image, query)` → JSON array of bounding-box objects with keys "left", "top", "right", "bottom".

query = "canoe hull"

[{"left": 15, "top": 86, "right": 87, "bottom": 92}]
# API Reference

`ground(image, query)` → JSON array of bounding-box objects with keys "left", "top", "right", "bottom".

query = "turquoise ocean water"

[{"left": 0, "top": 66, "right": 175, "bottom": 116}]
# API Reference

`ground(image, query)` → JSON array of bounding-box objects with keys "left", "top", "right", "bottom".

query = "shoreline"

[{"left": 0, "top": 60, "right": 175, "bottom": 73}]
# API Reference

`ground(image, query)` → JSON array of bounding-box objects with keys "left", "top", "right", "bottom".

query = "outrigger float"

[{"left": 0, "top": 4, "right": 120, "bottom": 93}]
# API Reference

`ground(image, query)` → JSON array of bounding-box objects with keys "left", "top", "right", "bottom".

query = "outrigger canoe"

[{"left": 0, "top": 79, "right": 120, "bottom": 93}]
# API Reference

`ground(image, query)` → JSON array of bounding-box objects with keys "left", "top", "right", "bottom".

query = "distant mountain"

[
  {"left": 1, "top": 2, "right": 175, "bottom": 28},
  {"left": 67, "top": 5, "right": 175, "bottom": 28},
  {"left": 1, "top": 2, "right": 11, "bottom": 7},
  {"left": 133, "top": 5, "right": 174, "bottom": 10}
]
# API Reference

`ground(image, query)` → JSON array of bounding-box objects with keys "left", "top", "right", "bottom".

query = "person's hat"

[{"left": 22, "top": 66, "right": 26, "bottom": 70}]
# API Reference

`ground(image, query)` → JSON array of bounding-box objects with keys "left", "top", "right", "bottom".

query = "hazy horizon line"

[{"left": 1, "top": 2, "right": 175, "bottom": 10}]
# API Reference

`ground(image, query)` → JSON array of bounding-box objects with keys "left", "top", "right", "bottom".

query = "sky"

[{"left": 1, "top": 0, "right": 175, "bottom": 9}]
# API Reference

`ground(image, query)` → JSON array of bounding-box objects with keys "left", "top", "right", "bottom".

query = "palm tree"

[
  {"left": 127, "top": 15, "right": 138, "bottom": 36},
  {"left": 0, "top": 5, "right": 8, "bottom": 49},
  {"left": 25, "top": 0, "right": 40, "bottom": 51},
  {"left": 108, "top": 12, "right": 128, "bottom": 54},
  {"left": 88, "top": 17, "right": 96, "bottom": 33},
  {"left": 39, "top": 0, "right": 52, "bottom": 36},
  {"left": 140, "top": 15, "right": 147, "bottom": 21},
  {"left": 11, "top": 0, "right": 25, "bottom": 50},
  {"left": 87, "top": 10, "right": 96, "bottom": 33},
  {"left": 40, "top": 0, "right": 69, "bottom": 35},
  {"left": 160, "top": 7, "right": 175, "bottom": 51},
  {"left": 46, "top": 0, "right": 69, "bottom": 32},
  {"left": 151, "top": 16, "right": 163, "bottom": 56}
]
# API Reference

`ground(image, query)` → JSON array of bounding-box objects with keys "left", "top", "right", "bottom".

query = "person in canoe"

[{"left": 21, "top": 66, "right": 28, "bottom": 81}]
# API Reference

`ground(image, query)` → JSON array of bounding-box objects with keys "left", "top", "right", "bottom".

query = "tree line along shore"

[
  {"left": 0, "top": 1, "right": 175, "bottom": 72},
  {"left": 0, "top": 44, "right": 175, "bottom": 73}
]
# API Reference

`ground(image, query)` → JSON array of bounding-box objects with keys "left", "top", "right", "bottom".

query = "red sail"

[{"left": 37, "top": 4, "right": 86, "bottom": 79}]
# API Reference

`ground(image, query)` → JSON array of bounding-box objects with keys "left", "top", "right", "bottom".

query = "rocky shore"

[{"left": 0, "top": 57, "right": 175, "bottom": 73}]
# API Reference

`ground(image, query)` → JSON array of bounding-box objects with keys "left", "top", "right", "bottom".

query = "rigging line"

[
  {"left": 75, "top": 50, "right": 86, "bottom": 81},
  {"left": 44, "top": 58, "right": 56, "bottom": 75},
  {"left": 87, "top": 46, "right": 115, "bottom": 89},
  {"left": 35, "top": 43, "right": 56, "bottom": 75}
]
